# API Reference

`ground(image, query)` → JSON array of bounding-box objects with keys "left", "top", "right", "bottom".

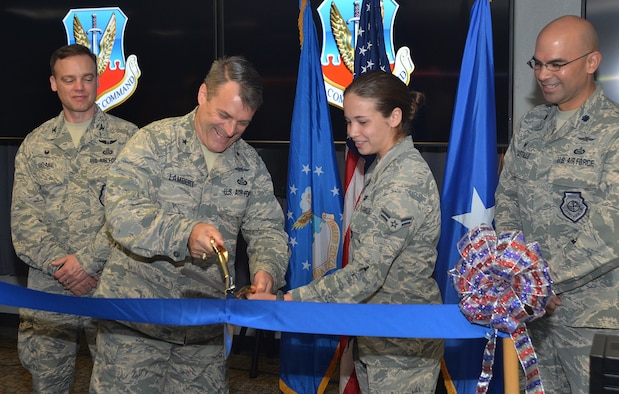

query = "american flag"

[
  {"left": 353, "top": 0, "right": 390, "bottom": 78},
  {"left": 340, "top": 1, "right": 390, "bottom": 392}
]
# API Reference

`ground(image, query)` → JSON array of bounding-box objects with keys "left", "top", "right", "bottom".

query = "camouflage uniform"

[
  {"left": 90, "top": 108, "right": 289, "bottom": 393},
  {"left": 11, "top": 106, "right": 137, "bottom": 393},
  {"left": 495, "top": 84, "right": 619, "bottom": 393},
  {"left": 289, "top": 136, "right": 444, "bottom": 393}
]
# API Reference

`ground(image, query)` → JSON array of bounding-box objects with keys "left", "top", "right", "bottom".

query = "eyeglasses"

[{"left": 527, "top": 51, "right": 593, "bottom": 72}]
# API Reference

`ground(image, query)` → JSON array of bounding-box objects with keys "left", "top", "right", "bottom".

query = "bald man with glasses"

[{"left": 495, "top": 15, "right": 619, "bottom": 393}]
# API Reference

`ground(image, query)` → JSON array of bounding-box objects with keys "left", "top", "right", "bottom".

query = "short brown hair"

[
  {"left": 203, "top": 56, "right": 263, "bottom": 111},
  {"left": 50, "top": 44, "right": 96, "bottom": 76}
]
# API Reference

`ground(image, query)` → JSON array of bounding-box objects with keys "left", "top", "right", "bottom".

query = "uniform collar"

[{"left": 367, "top": 136, "right": 413, "bottom": 178}]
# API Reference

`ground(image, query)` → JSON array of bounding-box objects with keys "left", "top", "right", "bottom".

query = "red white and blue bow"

[{"left": 450, "top": 224, "right": 553, "bottom": 394}]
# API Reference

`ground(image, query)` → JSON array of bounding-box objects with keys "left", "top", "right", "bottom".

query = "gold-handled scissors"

[{"left": 210, "top": 238, "right": 236, "bottom": 295}]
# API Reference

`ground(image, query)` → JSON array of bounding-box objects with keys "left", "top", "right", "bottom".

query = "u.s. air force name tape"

[{"left": 0, "top": 281, "right": 500, "bottom": 339}]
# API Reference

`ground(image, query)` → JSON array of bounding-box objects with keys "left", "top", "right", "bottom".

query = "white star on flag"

[
  {"left": 451, "top": 187, "right": 495, "bottom": 230},
  {"left": 288, "top": 237, "right": 297, "bottom": 248}
]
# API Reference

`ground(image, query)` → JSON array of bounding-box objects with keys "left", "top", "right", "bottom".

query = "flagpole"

[
  {"left": 279, "top": 1, "right": 344, "bottom": 391},
  {"left": 503, "top": 337, "right": 520, "bottom": 393}
]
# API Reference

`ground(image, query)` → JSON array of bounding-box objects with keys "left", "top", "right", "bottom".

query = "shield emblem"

[
  {"left": 317, "top": 0, "right": 414, "bottom": 108},
  {"left": 62, "top": 8, "right": 141, "bottom": 112},
  {"left": 561, "top": 191, "right": 588, "bottom": 223}
]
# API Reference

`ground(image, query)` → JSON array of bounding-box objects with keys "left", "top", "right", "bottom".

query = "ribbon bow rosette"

[{"left": 449, "top": 224, "right": 553, "bottom": 394}]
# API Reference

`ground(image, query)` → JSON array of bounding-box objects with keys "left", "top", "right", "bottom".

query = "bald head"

[
  {"left": 532, "top": 15, "right": 602, "bottom": 110},
  {"left": 537, "top": 15, "right": 599, "bottom": 55}
]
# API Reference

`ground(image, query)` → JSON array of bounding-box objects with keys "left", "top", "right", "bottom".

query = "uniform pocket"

[{"left": 158, "top": 172, "right": 201, "bottom": 215}]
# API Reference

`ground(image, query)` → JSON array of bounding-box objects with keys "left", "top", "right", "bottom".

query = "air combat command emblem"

[
  {"left": 63, "top": 7, "right": 141, "bottom": 112},
  {"left": 317, "top": 0, "right": 414, "bottom": 108}
]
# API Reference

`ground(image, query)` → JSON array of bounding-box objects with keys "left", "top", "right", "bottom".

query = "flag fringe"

[
  {"left": 279, "top": 378, "right": 296, "bottom": 394},
  {"left": 318, "top": 342, "right": 341, "bottom": 393},
  {"left": 440, "top": 357, "right": 459, "bottom": 394},
  {"left": 278, "top": 344, "right": 340, "bottom": 394},
  {"left": 298, "top": 0, "right": 308, "bottom": 48}
]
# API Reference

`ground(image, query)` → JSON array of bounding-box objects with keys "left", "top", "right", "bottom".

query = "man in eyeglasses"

[{"left": 495, "top": 15, "right": 619, "bottom": 393}]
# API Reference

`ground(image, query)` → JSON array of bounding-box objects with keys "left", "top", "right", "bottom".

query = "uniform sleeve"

[
  {"left": 494, "top": 143, "right": 523, "bottom": 233},
  {"left": 75, "top": 219, "right": 114, "bottom": 275},
  {"left": 11, "top": 139, "right": 67, "bottom": 275},
  {"left": 76, "top": 119, "right": 139, "bottom": 275},
  {"left": 240, "top": 161, "right": 289, "bottom": 290},
  {"left": 105, "top": 129, "right": 197, "bottom": 260}
]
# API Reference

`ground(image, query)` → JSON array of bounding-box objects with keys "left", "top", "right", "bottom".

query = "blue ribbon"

[{"left": 0, "top": 282, "right": 500, "bottom": 339}]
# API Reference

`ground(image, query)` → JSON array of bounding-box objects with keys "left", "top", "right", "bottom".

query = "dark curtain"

[{"left": 0, "top": 140, "right": 27, "bottom": 276}]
